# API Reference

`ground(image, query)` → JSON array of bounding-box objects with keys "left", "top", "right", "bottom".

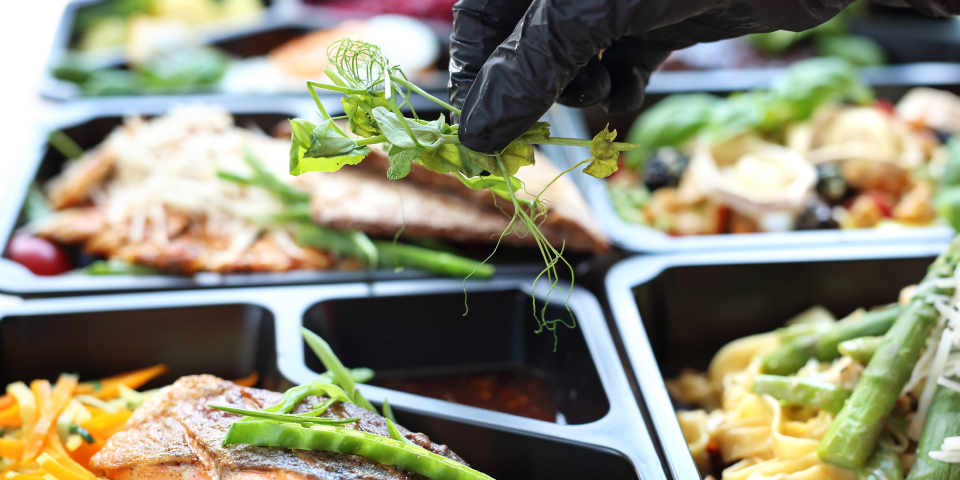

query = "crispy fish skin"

[{"left": 90, "top": 375, "right": 463, "bottom": 480}]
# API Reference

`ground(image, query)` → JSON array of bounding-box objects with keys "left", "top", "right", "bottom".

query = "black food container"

[
  {"left": 0, "top": 96, "right": 596, "bottom": 297},
  {"left": 562, "top": 75, "right": 959, "bottom": 252},
  {"left": 603, "top": 242, "right": 946, "bottom": 479},
  {"left": 0, "top": 277, "right": 663, "bottom": 480},
  {"left": 43, "top": 0, "right": 449, "bottom": 101}
]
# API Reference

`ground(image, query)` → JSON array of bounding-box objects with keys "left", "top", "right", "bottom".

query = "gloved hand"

[{"left": 450, "top": 0, "right": 860, "bottom": 153}]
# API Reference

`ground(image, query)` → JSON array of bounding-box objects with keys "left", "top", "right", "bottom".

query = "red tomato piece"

[{"left": 4, "top": 234, "right": 73, "bottom": 276}]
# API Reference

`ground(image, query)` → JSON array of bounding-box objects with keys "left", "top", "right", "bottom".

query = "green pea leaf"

[
  {"left": 290, "top": 118, "right": 371, "bottom": 176},
  {"left": 521, "top": 122, "right": 551, "bottom": 143},
  {"left": 341, "top": 95, "right": 379, "bottom": 138},
  {"left": 583, "top": 125, "right": 619, "bottom": 178},
  {"left": 371, "top": 107, "right": 444, "bottom": 149},
  {"left": 387, "top": 145, "right": 423, "bottom": 180},
  {"left": 455, "top": 173, "right": 533, "bottom": 207}
]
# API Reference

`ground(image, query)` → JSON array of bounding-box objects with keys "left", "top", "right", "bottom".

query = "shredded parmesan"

[
  {"left": 930, "top": 436, "right": 960, "bottom": 463},
  {"left": 910, "top": 328, "right": 956, "bottom": 440}
]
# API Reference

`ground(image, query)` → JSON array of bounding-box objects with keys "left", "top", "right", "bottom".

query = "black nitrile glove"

[{"left": 450, "top": 0, "right": 864, "bottom": 153}]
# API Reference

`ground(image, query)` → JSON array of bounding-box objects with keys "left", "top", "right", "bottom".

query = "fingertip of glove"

[{"left": 557, "top": 57, "right": 610, "bottom": 108}]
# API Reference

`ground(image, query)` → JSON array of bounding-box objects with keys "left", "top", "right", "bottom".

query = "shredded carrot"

[
  {"left": 36, "top": 453, "right": 93, "bottom": 480},
  {"left": 232, "top": 371, "right": 259, "bottom": 387},
  {"left": 42, "top": 432, "right": 95, "bottom": 480},
  {"left": 5, "top": 474, "right": 46, "bottom": 480},
  {"left": 30, "top": 382, "right": 51, "bottom": 415},
  {"left": 0, "top": 439, "right": 23, "bottom": 459},
  {"left": 23, "top": 375, "right": 79, "bottom": 463},
  {"left": 0, "top": 396, "right": 13, "bottom": 412},
  {"left": 74, "top": 365, "right": 168, "bottom": 400},
  {"left": 6, "top": 384, "right": 36, "bottom": 436},
  {"left": 78, "top": 412, "right": 131, "bottom": 441},
  {"left": 0, "top": 404, "right": 20, "bottom": 428}
]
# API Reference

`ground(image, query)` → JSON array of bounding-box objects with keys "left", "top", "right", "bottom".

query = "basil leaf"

[
  {"left": 583, "top": 125, "right": 619, "bottom": 178},
  {"left": 290, "top": 119, "right": 371, "bottom": 176},
  {"left": 387, "top": 145, "right": 423, "bottom": 180},
  {"left": 371, "top": 107, "right": 444, "bottom": 149}
]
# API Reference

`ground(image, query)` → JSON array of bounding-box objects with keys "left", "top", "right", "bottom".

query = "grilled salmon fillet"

[{"left": 90, "top": 375, "right": 465, "bottom": 480}]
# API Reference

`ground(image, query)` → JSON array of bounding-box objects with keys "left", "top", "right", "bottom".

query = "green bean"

[
  {"left": 209, "top": 404, "right": 359, "bottom": 426},
  {"left": 818, "top": 237, "right": 960, "bottom": 469},
  {"left": 301, "top": 327, "right": 378, "bottom": 413},
  {"left": 816, "top": 306, "right": 903, "bottom": 362},
  {"left": 859, "top": 434, "right": 903, "bottom": 480},
  {"left": 761, "top": 335, "right": 818, "bottom": 376},
  {"left": 260, "top": 381, "right": 351, "bottom": 416},
  {"left": 85, "top": 259, "right": 163, "bottom": 276},
  {"left": 297, "top": 223, "right": 379, "bottom": 267},
  {"left": 839, "top": 336, "right": 885, "bottom": 364},
  {"left": 906, "top": 386, "right": 960, "bottom": 480},
  {"left": 48, "top": 130, "right": 84, "bottom": 160},
  {"left": 382, "top": 398, "right": 397, "bottom": 423},
  {"left": 373, "top": 240, "right": 495, "bottom": 279},
  {"left": 317, "top": 368, "right": 374, "bottom": 386},
  {"left": 752, "top": 374, "right": 851, "bottom": 414},
  {"left": 385, "top": 417, "right": 414, "bottom": 445},
  {"left": 223, "top": 420, "right": 495, "bottom": 480}
]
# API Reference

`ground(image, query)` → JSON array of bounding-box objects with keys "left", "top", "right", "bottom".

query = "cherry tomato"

[{"left": 4, "top": 234, "right": 73, "bottom": 276}]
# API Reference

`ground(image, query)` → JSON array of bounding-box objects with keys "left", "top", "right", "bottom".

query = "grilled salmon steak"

[{"left": 90, "top": 375, "right": 466, "bottom": 480}]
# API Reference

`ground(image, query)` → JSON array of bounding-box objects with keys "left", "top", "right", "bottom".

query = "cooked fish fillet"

[
  {"left": 46, "top": 147, "right": 115, "bottom": 210},
  {"left": 91, "top": 375, "right": 465, "bottom": 480},
  {"left": 301, "top": 149, "right": 609, "bottom": 253}
]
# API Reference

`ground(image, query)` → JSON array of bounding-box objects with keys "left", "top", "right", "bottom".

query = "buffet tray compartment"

[
  {"left": 0, "top": 97, "right": 583, "bottom": 297},
  {"left": 604, "top": 242, "right": 946, "bottom": 479},
  {"left": 0, "top": 277, "right": 662, "bottom": 480}
]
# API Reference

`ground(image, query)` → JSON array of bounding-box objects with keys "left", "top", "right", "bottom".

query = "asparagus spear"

[
  {"left": 816, "top": 305, "right": 904, "bottom": 361},
  {"left": 906, "top": 386, "right": 960, "bottom": 480},
  {"left": 374, "top": 240, "right": 495, "bottom": 279},
  {"left": 761, "top": 336, "right": 818, "bottom": 375},
  {"left": 859, "top": 434, "right": 904, "bottom": 480},
  {"left": 761, "top": 305, "right": 903, "bottom": 376},
  {"left": 839, "top": 336, "right": 884, "bottom": 364},
  {"left": 752, "top": 374, "right": 852, "bottom": 414},
  {"left": 818, "top": 237, "right": 960, "bottom": 469}
]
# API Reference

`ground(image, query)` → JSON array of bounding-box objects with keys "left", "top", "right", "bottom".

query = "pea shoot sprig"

[{"left": 288, "top": 38, "right": 637, "bottom": 346}]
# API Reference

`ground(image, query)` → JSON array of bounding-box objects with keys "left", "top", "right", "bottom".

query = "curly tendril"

[{"left": 326, "top": 38, "right": 390, "bottom": 89}]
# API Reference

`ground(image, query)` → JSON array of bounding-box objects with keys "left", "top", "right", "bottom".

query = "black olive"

[
  {"left": 815, "top": 163, "right": 848, "bottom": 204},
  {"left": 795, "top": 198, "right": 839, "bottom": 230},
  {"left": 934, "top": 129, "right": 953, "bottom": 144},
  {"left": 643, "top": 147, "right": 688, "bottom": 191}
]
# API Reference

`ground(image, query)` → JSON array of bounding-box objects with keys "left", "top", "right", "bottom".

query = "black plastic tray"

[
  {"left": 603, "top": 242, "right": 947, "bottom": 479},
  {"left": 0, "top": 277, "right": 662, "bottom": 480},
  {"left": 0, "top": 97, "right": 588, "bottom": 297},
  {"left": 43, "top": 0, "right": 449, "bottom": 101},
  {"left": 565, "top": 78, "right": 958, "bottom": 253}
]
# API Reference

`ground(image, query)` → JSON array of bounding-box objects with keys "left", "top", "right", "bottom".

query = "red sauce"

[{"left": 374, "top": 370, "right": 557, "bottom": 422}]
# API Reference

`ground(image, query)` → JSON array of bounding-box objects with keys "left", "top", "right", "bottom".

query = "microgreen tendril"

[{"left": 288, "top": 39, "right": 638, "bottom": 349}]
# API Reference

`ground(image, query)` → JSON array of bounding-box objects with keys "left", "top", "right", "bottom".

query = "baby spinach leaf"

[{"left": 583, "top": 125, "right": 620, "bottom": 178}]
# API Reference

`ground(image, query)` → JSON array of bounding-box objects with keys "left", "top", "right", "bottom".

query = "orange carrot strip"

[
  {"left": 74, "top": 365, "right": 168, "bottom": 400},
  {"left": 0, "top": 396, "right": 13, "bottom": 411},
  {"left": 36, "top": 453, "right": 93, "bottom": 480},
  {"left": 23, "top": 376, "right": 78, "bottom": 464},
  {"left": 42, "top": 432, "right": 95, "bottom": 480},
  {"left": 0, "top": 439, "right": 23, "bottom": 459},
  {"left": 0, "top": 404, "right": 20, "bottom": 428},
  {"left": 6, "top": 383, "right": 36, "bottom": 439},
  {"left": 5, "top": 474, "right": 47, "bottom": 480},
  {"left": 232, "top": 371, "right": 259, "bottom": 387},
  {"left": 78, "top": 412, "right": 131, "bottom": 441},
  {"left": 30, "top": 381, "right": 51, "bottom": 414}
]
